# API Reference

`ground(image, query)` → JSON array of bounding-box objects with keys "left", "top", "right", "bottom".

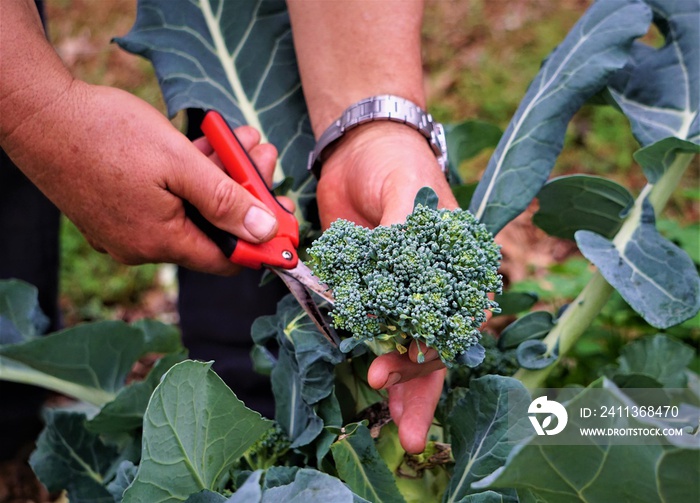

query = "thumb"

[{"left": 171, "top": 147, "right": 279, "bottom": 243}]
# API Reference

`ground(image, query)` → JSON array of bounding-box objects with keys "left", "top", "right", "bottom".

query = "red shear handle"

[{"left": 200, "top": 110, "right": 299, "bottom": 269}]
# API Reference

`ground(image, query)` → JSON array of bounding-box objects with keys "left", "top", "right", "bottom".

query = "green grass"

[{"left": 59, "top": 217, "right": 159, "bottom": 322}]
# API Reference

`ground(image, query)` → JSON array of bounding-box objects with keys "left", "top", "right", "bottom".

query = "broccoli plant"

[
  {"left": 307, "top": 190, "right": 502, "bottom": 366},
  {"left": 1, "top": 0, "right": 698, "bottom": 502}
]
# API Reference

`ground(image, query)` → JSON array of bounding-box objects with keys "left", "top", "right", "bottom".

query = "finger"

[
  {"left": 160, "top": 217, "right": 243, "bottom": 275},
  {"left": 394, "top": 369, "right": 446, "bottom": 454},
  {"left": 169, "top": 145, "right": 279, "bottom": 243},
  {"left": 195, "top": 133, "right": 280, "bottom": 195},
  {"left": 277, "top": 195, "right": 296, "bottom": 214},
  {"left": 248, "top": 143, "right": 279, "bottom": 187},
  {"left": 387, "top": 383, "right": 405, "bottom": 425},
  {"left": 367, "top": 349, "right": 445, "bottom": 389},
  {"left": 408, "top": 340, "right": 440, "bottom": 364},
  {"left": 232, "top": 125, "right": 261, "bottom": 151},
  {"left": 378, "top": 177, "right": 460, "bottom": 228},
  {"left": 192, "top": 136, "right": 214, "bottom": 156}
]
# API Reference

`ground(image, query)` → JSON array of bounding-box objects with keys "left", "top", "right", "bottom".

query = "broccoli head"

[{"left": 307, "top": 189, "right": 502, "bottom": 366}]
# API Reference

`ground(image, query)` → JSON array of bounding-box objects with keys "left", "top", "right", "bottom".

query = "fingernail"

[
  {"left": 384, "top": 372, "right": 402, "bottom": 389},
  {"left": 424, "top": 349, "right": 439, "bottom": 362},
  {"left": 244, "top": 206, "right": 276, "bottom": 240}
]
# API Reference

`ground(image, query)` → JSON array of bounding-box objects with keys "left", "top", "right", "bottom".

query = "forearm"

[
  {"left": 287, "top": 0, "right": 426, "bottom": 136},
  {"left": 0, "top": 0, "right": 75, "bottom": 148}
]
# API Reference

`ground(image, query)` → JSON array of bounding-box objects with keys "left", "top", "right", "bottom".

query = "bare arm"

[
  {"left": 1, "top": 0, "right": 280, "bottom": 274},
  {"left": 288, "top": 0, "right": 455, "bottom": 454},
  {"left": 287, "top": 0, "right": 426, "bottom": 135}
]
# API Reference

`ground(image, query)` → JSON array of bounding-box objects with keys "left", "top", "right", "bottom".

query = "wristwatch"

[{"left": 307, "top": 94, "right": 449, "bottom": 180}]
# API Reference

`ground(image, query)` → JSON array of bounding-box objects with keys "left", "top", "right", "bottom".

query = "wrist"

[
  {"left": 320, "top": 121, "right": 442, "bottom": 181},
  {"left": 307, "top": 94, "right": 448, "bottom": 180}
]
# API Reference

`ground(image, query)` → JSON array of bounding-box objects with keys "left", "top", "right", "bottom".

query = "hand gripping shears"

[{"left": 195, "top": 110, "right": 339, "bottom": 347}]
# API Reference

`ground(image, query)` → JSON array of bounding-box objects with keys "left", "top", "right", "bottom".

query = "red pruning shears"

[{"left": 197, "top": 110, "right": 339, "bottom": 346}]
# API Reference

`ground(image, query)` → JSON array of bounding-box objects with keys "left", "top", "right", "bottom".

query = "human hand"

[
  {"left": 3, "top": 82, "right": 280, "bottom": 275},
  {"left": 316, "top": 121, "right": 458, "bottom": 453}
]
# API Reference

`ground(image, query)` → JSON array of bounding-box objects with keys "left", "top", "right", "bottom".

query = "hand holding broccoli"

[{"left": 308, "top": 188, "right": 502, "bottom": 366}]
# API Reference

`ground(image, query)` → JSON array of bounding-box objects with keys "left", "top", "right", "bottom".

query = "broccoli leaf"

[
  {"left": 606, "top": 0, "right": 699, "bottom": 148},
  {"left": 633, "top": 138, "right": 700, "bottom": 185},
  {"left": 123, "top": 361, "right": 272, "bottom": 502},
  {"left": 331, "top": 424, "right": 405, "bottom": 503},
  {"left": 445, "top": 120, "right": 502, "bottom": 182},
  {"left": 0, "top": 279, "right": 49, "bottom": 343},
  {"left": 414, "top": 186, "right": 439, "bottom": 210},
  {"left": 86, "top": 352, "right": 187, "bottom": 434},
  {"left": 0, "top": 320, "right": 180, "bottom": 405},
  {"left": 469, "top": 0, "right": 652, "bottom": 235},
  {"left": 252, "top": 294, "right": 344, "bottom": 448},
  {"left": 29, "top": 410, "right": 118, "bottom": 502},
  {"left": 607, "top": 333, "right": 695, "bottom": 388},
  {"left": 443, "top": 376, "right": 531, "bottom": 503},
  {"left": 533, "top": 175, "right": 635, "bottom": 240},
  {"left": 498, "top": 312, "right": 555, "bottom": 351},
  {"left": 474, "top": 378, "right": 700, "bottom": 502},
  {"left": 516, "top": 340, "right": 559, "bottom": 371},
  {"left": 261, "top": 468, "right": 361, "bottom": 503},
  {"left": 576, "top": 200, "right": 700, "bottom": 328}
]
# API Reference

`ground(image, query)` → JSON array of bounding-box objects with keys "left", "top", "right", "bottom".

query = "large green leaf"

[
  {"left": 29, "top": 410, "right": 118, "bottom": 503},
  {"left": 480, "top": 443, "right": 698, "bottom": 503},
  {"left": 123, "top": 360, "right": 272, "bottom": 502},
  {"left": 606, "top": 0, "right": 699, "bottom": 147},
  {"left": 115, "top": 0, "right": 316, "bottom": 218},
  {"left": 576, "top": 200, "right": 700, "bottom": 328},
  {"left": 469, "top": 0, "right": 651, "bottom": 235},
  {"left": 0, "top": 282, "right": 184, "bottom": 394},
  {"left": 331, "top": 424, "right": 405, "bottom": 503},
  {"left": 473, "top": 379, "right": 700, "bottom": 503},
  {"left": 492, "top": 292, "right": 538, "bottom": 317},
  {"left": 533, "top": 175, "right": 635, "bottom": 240},
  {"left": 443, "top": 376, "right": 531, "bottom": 503},
  {"left": 0, "top": 320, "right": 178, "bottom": 405},
  {"left": 225, "top": 470, "right": 263, "bottom": 503}
]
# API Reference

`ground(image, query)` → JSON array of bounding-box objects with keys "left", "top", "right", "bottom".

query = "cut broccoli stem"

[{"left": 516, "top": 152, "right": 696, "bottom": 389}]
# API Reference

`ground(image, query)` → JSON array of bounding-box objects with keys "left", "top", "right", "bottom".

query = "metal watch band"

[{"left": 307, "top": 94, "right": 449, "bottom": 180}]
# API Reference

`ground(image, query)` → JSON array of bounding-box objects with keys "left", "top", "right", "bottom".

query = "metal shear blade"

[{"left": 269, "top": 263, "right": 339, "bottom": 347}]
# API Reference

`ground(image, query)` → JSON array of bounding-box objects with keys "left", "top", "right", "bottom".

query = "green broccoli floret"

[
  {"left": 240, "top": 421, "right": 291, "bottom": 470},
  {"left": 307, "top": 190, "right": 502, "bottom": 366}
]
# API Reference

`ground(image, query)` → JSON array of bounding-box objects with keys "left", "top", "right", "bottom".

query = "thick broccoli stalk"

[{"left": 307, "top": 190, "right": 502, "bottom": 366}]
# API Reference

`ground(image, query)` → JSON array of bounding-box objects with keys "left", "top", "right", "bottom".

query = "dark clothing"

[{"left": 0, "top": 153, "right": 58, "bottom": 459}]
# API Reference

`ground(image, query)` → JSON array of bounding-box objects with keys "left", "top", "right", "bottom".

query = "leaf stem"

[
  {"left": 0, "top": 357, "right": 115, "bottom": 406},
  {"left": 516, "top": 151, "right": 695, "bottom": 389}
]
